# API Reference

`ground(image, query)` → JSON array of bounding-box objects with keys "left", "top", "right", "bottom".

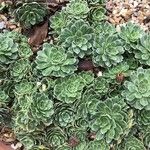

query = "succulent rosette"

[
  {"left": 0, "top": 32, "right": 18, "bottom": 65},
  {"left": 92, "top": 33, "right": 124, "bottom": 67},
  {"left": 90, "top": 7, "right": 106, "bottom": 22},
  {"left": 50, "top": 10, "right": 68, "bottom": 35},
  {"left": 117, "top": 136, "right": 146, "bottom": 150},
  {"left": 134, "top": 33, "right": 150, "bottom": 65},
  {"left": 122, "top": 67, "right": 150, "bottom": 110},
  {"left": 54, "top": 103, "right": 76, "bottom": 127},
  {"left": 36, "top": 43, "right": 78, "bottom": 77},
  {"left": 54, "top": 72, "right": 94, "bottom": 103},
  {"left": 90, "top": 97, "right": 129, "bottom": 143},
  {"left": 59, "top": 19, "right": 94, "bottom": 58},
  {"left": 11, "top": 59, "right": 31, "bottom": 80},
  {"left": 30, "top": 93, "right": 54, "bottom": 125},
  {"left": 93, "top": 21, "right": 116, "bottom": 35},
  {"left": 65, "top": 0, "right": 89, "bottom": 19},
  {"left": 46, "top": 127, "right": 67, "bottom": 148},
  {"left": 14, "top": 2, "right": 47, "bottom": 28},
  {"left": 119, "top": 22, "right": 144, "bottom": 50}
]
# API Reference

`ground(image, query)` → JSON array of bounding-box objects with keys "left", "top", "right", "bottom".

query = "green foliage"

[
  {"left": 36, "top": 43, "right": 78, "bottom": 77},
  {"left": 143, "top": 132, "right": 150, "bottom": 148},
  {"left": 46, "top": 127, "right": 67, "bottom": 148},
  {"left": 56, "top": 145, "right": 71, "bottom": 150},
  {"left": 0, "top": 90, "right": 9, "bottom": 107},
  {"left": 59, "top": 19, "right": 94, "bottom": 58},
  {"left": 13, "top": 92, "right": 54, "bottom": 134},
  {"left": 54, "top": 72, "right": 94, "bottom": 103},
  {"left": 1, "top": 1, "right": 150, "bottom": 150},
  {"left": 14, "top": 2, "right": 47, "bottom": 28},
  {"left": 66, "top": 0, "right": 89, "bottom": 19},
  {"left": 90, "top": 7, "right": 106, "bottom": 22},
  {"left": 104, "top": 61, "right": 130, "bottom": 80},
  {"left": 134, "top": 33, "right": 150, "bottom": 65},
  {"left": 0, "top": 31, "right": 32, "bottom": 68},
  {"left": 50, "top": 10, "right": 68, "bottom": 35},
  {"left": 74, "top": 140, "right": 109, "bottom": 150},
  {"left": 87, "top": 140, "right": 109, "bottom": 150},
  {"left": 0, "top": 108, "right": 11, "bottom": 127},
  {"left": 93, "top": 33, "right": 124, "bottom": 67},
  {"left": 93, "top": 77, "right": 109, "bottom": 94},
  {"left": 93, "top": 21, "right": 116, "bottom": 35},
  {"left": 67, "top": 126, "right": 87, "bottom": 141},
  {"left": 122, "top": 67, "right": 150, "bottom": 110},
  {"left": 87, "top": 0, "right": 106, "bottom": 5},
  {"left": 76, "top": 89, "right": 100, "bottom": 118},
  {"left": 119, "top": 22, "right": 144, "bottom": 50},
  {"left": 118, "top": 136, "right": 146, "bottom": 150},
  {"left": 14, "top": 80, "right": 35, "bottom": 96},
  {"left": 30, "top": 93, "right": 54, "bottom": 125},
  {"left": 0, "top": 32, "right": 18, "bottom": 65},
  {"left": 90, "top": 97, "right": 129, "bottom": 143},
  {"left": 138, "top": 109, "right": 150, "bottom": 131},
  {"left": 10, "top": 59, "right": 31, "bottom": 80},
  {"left": 54, "top": 103, "right": 76, "bottom": 127},
  {"left": 18, "top": 134, "right": 36, "bottom": 150}
]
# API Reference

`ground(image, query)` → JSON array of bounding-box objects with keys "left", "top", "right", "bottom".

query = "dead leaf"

[
  {"left": 28, "top": 20, "right": 48, "bottom": 48},
  {"left": 0, "top": 142, "right": 13, "bottom": 150}
]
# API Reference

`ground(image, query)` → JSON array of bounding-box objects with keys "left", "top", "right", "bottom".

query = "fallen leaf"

[
  {"left": 28, "top": 20, "right": 48, "bottom": 48},
  {"left": 0, "top": 142, "right": 13, "bottom": 150}
]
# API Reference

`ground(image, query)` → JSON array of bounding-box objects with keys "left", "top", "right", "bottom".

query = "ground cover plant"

[{"left": 0, "top": 0, "right": 150, "bottom": 150}]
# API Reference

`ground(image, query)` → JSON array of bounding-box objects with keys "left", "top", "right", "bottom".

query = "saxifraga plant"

[
  {"left": 14, "top": 2, "right": 47, "bottom": 28},
  {"left": 1, "top": 0, "right": 150, "bottom": 149}
]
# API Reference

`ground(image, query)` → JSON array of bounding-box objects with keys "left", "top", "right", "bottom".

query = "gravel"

[{"left": 106, "top": 0, "right": 150, "bottom": 31}]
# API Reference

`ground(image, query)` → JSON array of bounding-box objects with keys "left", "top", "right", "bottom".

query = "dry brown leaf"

[
  {"left": 0, "top": 142, "right": 13, "bottom": 150},
  {"left": 28, "top": 20, "right": 48, "bottom": 48}
]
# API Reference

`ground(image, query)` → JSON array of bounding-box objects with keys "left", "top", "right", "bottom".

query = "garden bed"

[{"left": 0, "top": 0, "right": 150, "bottom": 150}]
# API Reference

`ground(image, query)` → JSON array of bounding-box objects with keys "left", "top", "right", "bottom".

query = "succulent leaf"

[
  {"left": 15, "top": 2, "right": 47, "bottom": 28},
  {"left": 54, "top": 103, "right": 76, "bottom": 127},
  {"left": 93, "top": 33, "right": 124, "bottom": 67},
  {"left": 11, "top": 59, "right": 31, "bottom": 80},
  {"left": 36, "top": 43, "right": 78, "bottom": 77},
  {"left": 138, "top": 109, "right": 150, "bottom": 131},
  {"left": 104, "top": 61, "right": 130, "bottom": 80},
  {"left": 66, "top": 0, "right": 89, "bottom": 19},
  {"left": 87, "top": 0, "right": 106, "bottom": 5},
  {"left": 0, "top": 90, "right": 9, "bottom": 107},
  {"left": 90, "top": 7, "right": 106, "bottom": 22},
  {"left": 0, "top": 32, "right": 18, "bottom": 65},
  {"left": 14, "top": 80, "right": 35, "bottom": 96},
  {"left": 90, "top": 97, "right": 128, "bottom": 143},
  {"left": 143, "top": 132, "right": 150, "bottom": 148},
  {"left": 134, "top": 33, "right": 150, "bottom": 65},
  {"left": 31, "top": 93, "right": 54, "bottom": 125},
  {"left": 59, "top": 19, "right": 94, "bottom": 58},
  {"left": 46, "top": 127, "right": 67, "bottom": 147},
  {"left": 50, "top": 10, "right": 68, "bottom": 35},
  {"left": 118, "top": 136, "right": 146, "bottom": 150},
  {"left": 54, "top": 72, "right": 94, "bottom": 103},
  {"left": 93, "top": 21, "right": 116, "bottom": 35},
  {"left": 122, "top": 67, "right": 150, "bottom": 110},
  {"left": 119, "top": 22, "right": 144, "bottom": 50}
]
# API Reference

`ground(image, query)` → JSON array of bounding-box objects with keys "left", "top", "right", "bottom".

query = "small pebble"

[{"left": 97, "top": 71, "right": 103, "bottom": 77}]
